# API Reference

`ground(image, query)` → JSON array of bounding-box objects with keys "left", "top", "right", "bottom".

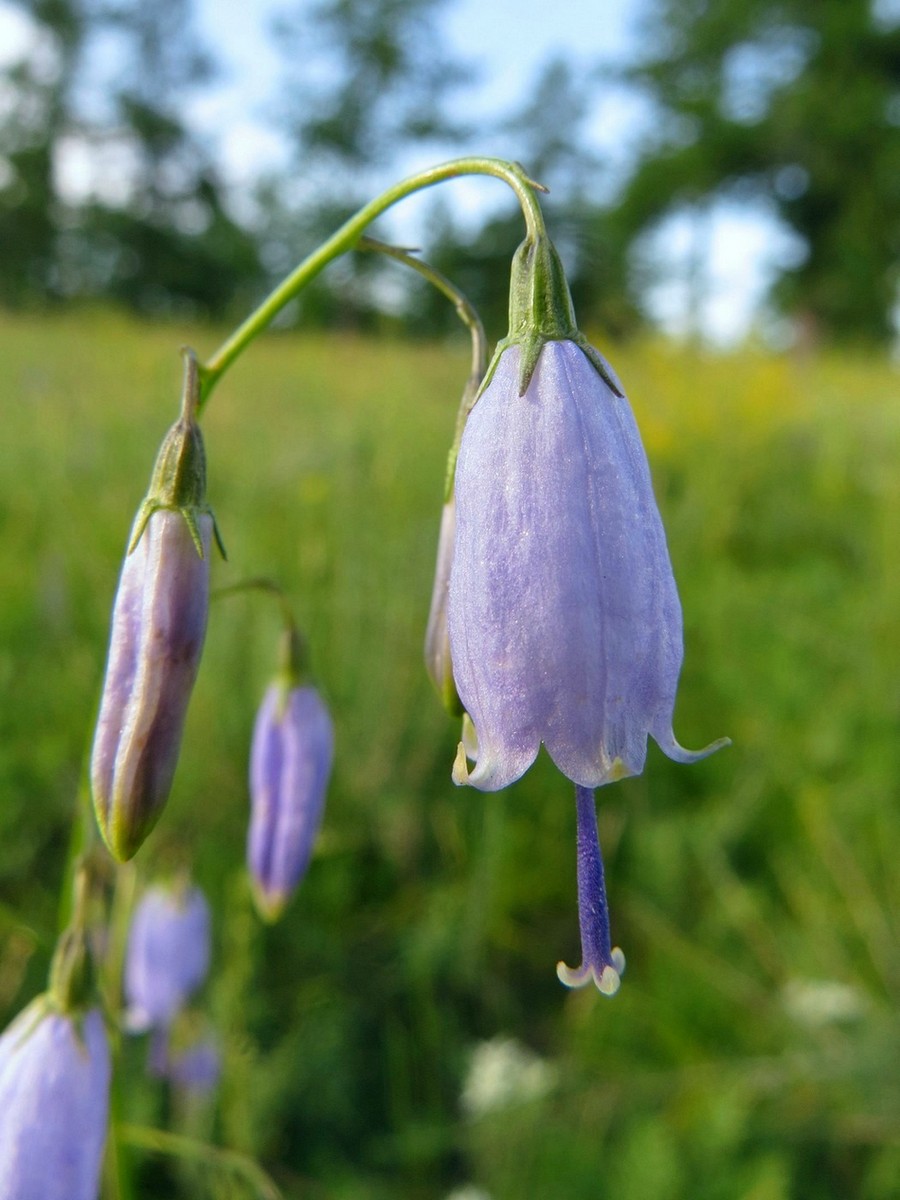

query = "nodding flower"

[{"left": 447, "top": 234, "right": 727, "bottom": 993}]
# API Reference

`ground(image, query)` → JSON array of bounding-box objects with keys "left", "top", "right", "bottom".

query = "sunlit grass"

[{"left": 1, "top": 308, "right": 898, "bottom": 1198}]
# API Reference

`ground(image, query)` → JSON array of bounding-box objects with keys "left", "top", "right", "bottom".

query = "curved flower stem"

[
  {"left": 196, "top": 157, "right": 546, "bottom": 409},
  {"left": 358, "top": 236, "right": 488, "bottom": 382},
  {"left": 117, "top": 1125, "right": 284, "bottom": 1200},
  {"left": 213, "top": 577, "right": 307, "bottom": 683}
]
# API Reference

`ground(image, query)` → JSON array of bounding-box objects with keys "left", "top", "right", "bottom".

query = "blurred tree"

[
  {"left": 0, "top": 0, "right": 87, "bottom": 304},
  {"left": 260, "top": 0, "right": 473, "bottom": 328},
  {"left": 412, "top": 56, "right": 642, "bottom": 342},
  {"left": 0, "top": 0, "right": 263, "bottom": 316},
  {"left": 68, "top": 0, "right": 262, "bottom": 317},
  {"left": 620, "top": 0, "right": 900, "bottom": 343}
]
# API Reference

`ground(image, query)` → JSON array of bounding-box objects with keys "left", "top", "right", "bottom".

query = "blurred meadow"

[{"left": 1, "top": 307, "right": 898, "bottom": 1197}]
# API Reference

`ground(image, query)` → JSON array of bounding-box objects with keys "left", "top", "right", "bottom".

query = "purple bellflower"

[
  {"left": 0, "top": 1002, "right": 110, "bottom": 1200},
  {"left": 124, "top": 882, "right": 211, "bottom": 1033},
  {"left": 91, "top": 351, "right": 223, "bottom": 861},
  {"left": 447, "top": 234, "right": 727, "bottom": 993},
  {"left": 248, "top": 675, "right": 334, "bottom": 921},
  {"left": 0, "top": 891, "right": 110, "bottom": 1200}
]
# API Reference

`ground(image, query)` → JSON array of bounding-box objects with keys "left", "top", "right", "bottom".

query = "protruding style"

[{"left": 556, "top": 787, "right": 626, "bottom": 995}]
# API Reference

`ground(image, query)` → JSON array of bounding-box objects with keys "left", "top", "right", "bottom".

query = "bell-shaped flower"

[
  {"left": 91, "top": 351, "right": 223, "bottom": 861},
  {"left": 0, "top": 887, "right": 110, "bottom": 1200},
  {"left": 0, "top": 1000, "right": 110, "bottom": 1200},
  {"left": 124, "top": 881, "right": 211, "bottom": 1033},
  {"left": 447, "top": 233, "right": 726, "bottom": 994},
  {"left": 449, "top": 237, "right": 726, "bottom": 793},
  {"left": 248, "top": 677, "right": 334, "bottom": 921}
]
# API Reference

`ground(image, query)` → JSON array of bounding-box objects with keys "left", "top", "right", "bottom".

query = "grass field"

[{"left": 1, "top": 308, "right": 898, "bottom": 1198}]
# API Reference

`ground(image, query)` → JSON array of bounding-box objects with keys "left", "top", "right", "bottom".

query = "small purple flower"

[
  {"left": 248, "top": 683, "right": 334, "bottom": 921},
  {"left": 0, "top": 999, "right": 110, "bottom": 1200},
  {"left": 91, "top": 351, "right": 221, "bottom": 862},
  {"left": 124, "top": 883, "right": 211, "bottom": 1032},
  {"left": 168, "top": 1038, "right": 220, "bottom": 1095}
]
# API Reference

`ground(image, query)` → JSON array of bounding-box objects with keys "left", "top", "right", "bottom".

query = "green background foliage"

[{"left": 0, "top": 311, "right": 897, "bottom": 1197}]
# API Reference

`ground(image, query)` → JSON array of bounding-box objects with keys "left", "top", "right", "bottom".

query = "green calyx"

[
  {"left": 487, "top": 234, "right": 623, "bottom": 398},
  {"left": 48, "top": 925, "right": 96, "bottom": 1013},
  {"left": 47, "top": 865, "right": 100, "bottom": 1014},
  {"left": 275, "top": 623, "right": 308, "bottom": 694},
  {"left": 128, "top": 348, "right": 226, "bottom": 560}
]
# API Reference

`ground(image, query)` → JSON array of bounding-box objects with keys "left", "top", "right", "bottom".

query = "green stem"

[
  {"left": 197, "top": 157, "right": 546, "bottom": 408},
  {"left": 212, "top": 577, "right": 307, "bottom": 682},
  {"left": 358, "top": 236, "right": 488, "bottom": 381},
  {"left": 117, "top": 1124, "right": 284, "bottom": 1200}
]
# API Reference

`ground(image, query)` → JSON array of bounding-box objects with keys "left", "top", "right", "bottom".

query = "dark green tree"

[
  {"left": 619, "top": 0, "right": 900, "bottom": 342},
  {"left": 0, "top": 0, "right": 87, "bottom": 304},
  {"left": 0, "top": 0, "right": 262, "bottom": 316}
]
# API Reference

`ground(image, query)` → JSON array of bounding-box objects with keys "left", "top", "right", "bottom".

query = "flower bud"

[
  {"left": 424, "top": 496, "right": 463, "bottom": 715},
  {"left": 248, "top": 683, "right": 334, "bottom": 921},
  {"left": 124, "top": 882, "right": 211, "bottom": 1033},
  {"left": 0, "top": 999, "right": 110, "bottom": 1200},
  {"left": 91, "top": 351, "right": 221, "bottom": 861}
]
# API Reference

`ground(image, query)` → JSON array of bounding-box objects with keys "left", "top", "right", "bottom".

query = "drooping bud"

[
  {"left": 248, "top": 680, "right": 334, "bottom": 921},
  {"left": 124, "top": 881, "right": 211, "bottom": 1033},
  {"left": 91, "top": 350, "right": 223, "bottom": 861},
  {"left": 424, "top": 495, "right": 463, "bottom": 715},
  {"left": 424, "top": 364, "right": 483, "bottom": 717}
]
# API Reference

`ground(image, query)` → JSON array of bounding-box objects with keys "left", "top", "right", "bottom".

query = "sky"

[{"left": 0, "top": 0, "right": 795, "bottom": 343}]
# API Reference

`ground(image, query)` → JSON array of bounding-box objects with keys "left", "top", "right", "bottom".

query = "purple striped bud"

[
  {"left": 0, "top": 1000, "right": 110, "bottom": 1200},
  {"left": 124, "top": 883, "right": 211, "bottom": 1033},
  {"left": 91, "top": 351, "right": 222, "bottom": 861},
  {"left": 248, "top": 683, "right": 334, "bottom": 921}
]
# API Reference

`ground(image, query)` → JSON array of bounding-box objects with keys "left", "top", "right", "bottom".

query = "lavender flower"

[
  {"left": 447, "top": 233, "right": 726, "bottom": 993},
  {"left": 248, "top": 683, "right": 334, "bottom": 920},
  {"left": 0, "top": 1000, "right": 110, "bottom": 1200},
  {"left": 91, "top": 351, "right": 222, "bottom": 861},
  {"left": 167, "top": 1038, "right": 220, "bottom": 1095},
  {"left": 124, "top": 883, "right": 211, "bottom": 1032},
  {"left": 449, "top": 335, "right": 723, "bottom": 791}
]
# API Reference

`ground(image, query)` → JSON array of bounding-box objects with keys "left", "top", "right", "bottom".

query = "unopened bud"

[
  {"left": 91, "top": 352, "right": 221, "bottom": 860},
  {"left": 124, "top": 881, "right": 211, "bottom": 1033},
  {"left": 248, "top": 682, "right": 334, "bottom": 921}
]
